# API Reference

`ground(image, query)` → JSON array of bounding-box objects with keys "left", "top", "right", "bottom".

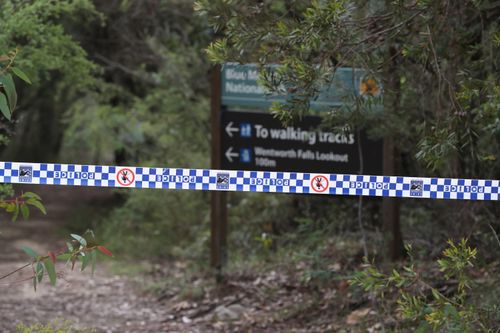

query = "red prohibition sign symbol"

[
  {"left": 311, "top": 175, "right": 329, "bottom": 193},
  {"left": 116, "top": 168, "right": 135, "bottom": 186}
]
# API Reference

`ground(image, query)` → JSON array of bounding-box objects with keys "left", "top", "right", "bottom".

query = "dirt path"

[
  {"left": 0, "top": 185, "right": 170, "bottom": 333},
  {"left": 0, "top": 185, "right": 353, "bottom": 333}
]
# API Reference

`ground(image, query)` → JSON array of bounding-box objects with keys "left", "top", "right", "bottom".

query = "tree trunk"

[{"left": 382, "top": 44, "right": 404, "bottom": 261}]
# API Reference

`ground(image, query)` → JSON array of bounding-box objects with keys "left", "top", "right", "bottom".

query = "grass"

[{"left": 16, "top": 320, "right": 95, "bottom": 333}]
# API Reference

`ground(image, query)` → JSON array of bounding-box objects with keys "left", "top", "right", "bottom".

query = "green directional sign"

[{"left": 221, "top": 63, "right": 370, "bottom": 109}]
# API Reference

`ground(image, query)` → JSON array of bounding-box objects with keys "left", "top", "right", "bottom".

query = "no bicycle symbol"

[
  {"left": 311, "top": 175, "right": 329, "bottom": 193},
  {"left": 116, "top": 168, "right": 135, "bottom": 186}
]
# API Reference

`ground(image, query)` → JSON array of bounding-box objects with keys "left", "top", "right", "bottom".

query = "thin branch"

[
  {"left": 0, "top": 275, "right": 34, "bottom": 286},
  {"left": 357, "top": 9, "right": 425, "bottom": 45},
  {"left": 427, "top": 25, "right": 443, "bottom": 114},
  {"left": 94, "top": 53, "right": 158, "bottom": 86},
  {"left": 0, "top": 48, "right": 18, "bottom": 75},
  {"left": 0, "top": 245, "right": 80, "bottom": 282},
  {"left": 489, "top": 224, "right": 500, "bottom": 249},
  {"left": 0, "top": 262, "right": 31, "bottom": 281}
]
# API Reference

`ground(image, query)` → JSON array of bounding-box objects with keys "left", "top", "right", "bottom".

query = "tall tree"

[
  {"left": 196, "top": 0, "right": 500, "bottom": 258},
  {"left": 0, "top": 0, "right": 100, "bottom": 161}
]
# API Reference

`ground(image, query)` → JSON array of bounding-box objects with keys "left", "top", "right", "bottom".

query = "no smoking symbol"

[
  {"left": 116, "top": 168, "right": 135, "bottom": 186},
  {"left": 311, "top": 175, "right": 329, "bottom": 193}
]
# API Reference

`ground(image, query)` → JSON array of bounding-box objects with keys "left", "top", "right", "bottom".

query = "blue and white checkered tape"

[{"left": 1, "top": 161, "right": 499, "bottom": 201}]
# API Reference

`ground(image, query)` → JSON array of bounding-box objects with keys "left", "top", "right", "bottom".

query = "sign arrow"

[
  {"left": 225, "top": 147, "right": 239, "bottom": 163},
  {"left": 225, "top": 121, "right": 239, "bottom": 137}
]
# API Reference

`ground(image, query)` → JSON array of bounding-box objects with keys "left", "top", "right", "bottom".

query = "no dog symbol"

[
  {"left": 116, "top": 168, "right": 135, "bottom": 186},
  {"left": 311, "top": 175, "right": 329, "bottom": 193}
]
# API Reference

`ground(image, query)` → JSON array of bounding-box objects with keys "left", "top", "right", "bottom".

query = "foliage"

[
  {"left": 227, "top": 192, "right": 363, "bottom": 258},
  {"left": 16, "top": 319, "right": 95, "bottom": 333},
  {"left": 0, "top": 191, "right": 46, "bottom": 222},
  {"left": 2, "top": 0, "right": 213, "bottom": 277},
  {"left": 195, "top": 5, "right": 500, "bottom": 330},
  {"left": 0, "top": 48, "right": 31, "bottom": 120},
  {"left": 0, "top": 0, "right": 99, "bottom": 87},
  {"left": 60, "top": 0, "right": 211, "bottom": 165},
  {"left": 55, "top": 0, "right": 213, "bottom": 262},
  {"left": 350, "top": 239, "right": 495, "bottom": 331},
  {"left": 1, "top": 56, "right": 87, "bottom": 293},
  {"left": 0, "top": 0, "right": 101, "bottom": 160},
  {"left": 0, "top": 48, "right": 31, "bottom": 197},
  {"left": 1, "top": 48, "right": 50, "bottom": 243},
  {"left": 99, "top": 190, "right": 209, "bottom": 260},
  {"left": 196, "top": 0, "right": 500, "bottom": 179},
  {"left": 0, "top": 45, "right": 50, "bottom": 222},
  {"left": 5, "top": 231, "right": 113, "bottom": 291},
  {"left": 0, "top": 43, "right": 92, "bottom": 291}
]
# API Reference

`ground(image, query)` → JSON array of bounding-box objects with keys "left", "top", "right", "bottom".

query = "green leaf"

[
  {"left": 80, "top": 253, "right": 90, "bottom": 272},
  {"left": 57, "top": 253, "right": 72, "bottom": 261},
  {"left": 431, "top": 288, "right": 441, "bottom": 300},
  {"left": 36, "top": 262, "right": 44, "bottom": 283},
  {"left": 5, "top": 202, "right": 15, "bottom": 212},
  {"left": 11, "top": 67, "right": 31, "bottom": 84},
  {"left": 443, "top": 304, "right": 459, "bottom": 318},
  {"left": 20, "top": 203, "right": 29, "bottom": 220},
  {"left": 90, "top": 250, "right": 97, "bottom": 276},
  {"left": 71, "top": 234, "right": 87, "bottom": 247},
  {"left": 11, "top": 203, "right": 19, "bottom": 222},
  {"left": 26, "top": 198, "right": 46, "bottom": 215},
  {"left": 33, "top": 276, "right": 37, "bottom": 291},
  {"left": 0, "top": 93, "right": 11, "bottom": 120},
  {"left": 22, "top": 246, "right": 38, "bottom": 259},
  {"left": 44, "top": 259, "right": 57, "bottom": 286},
  {"left": 415, "top": 321, "right": 430, "bottom": 333},
  {"left": 0, "top": 74, "right": 17, "bottom": 111},
  {"left": 22, "top": 192, "right": 42, "bottom": 200}
]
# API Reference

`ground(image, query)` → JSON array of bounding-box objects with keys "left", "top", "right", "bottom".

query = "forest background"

[{"left": 0, "top": 0, "right": 499, "bottom": 331}]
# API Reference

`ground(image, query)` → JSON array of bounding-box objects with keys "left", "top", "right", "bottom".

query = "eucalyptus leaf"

[
  {"left": 80, "top": 253, "right": 90, "bottom": 272},
  {"left": 90, "top": 250, "right": 97, "bottom": 276},
  {"left": 22, "top": 192, "right": 42, "bottom": 200},
  {"left": 22, "top": 246, "right": 38, "bottom": 259},
  {"left": 0, "top": 93, "right": 11, "bottom": 120},
  {"left": 44, "top": 259, "right": 57, "bottom": 286},
  {"left": 11, "top": 67, "right": 32, "bottom": 84},
  {"left": 0, "top": 74, "right": 17, "bottom": 111},
  {"left": 11, "top": 203, "right": 19, "bottom": 222},
  {"left": 36, "top": 262, "right": 44, "bottom": 283},
  {"left": 57, "top": 253, "right": 72, "bottom": 261},
  {"left": 71, "top": 234, "right": 87, "bottom": 247},
  {"left": 26, "top": 198, "right": 46, "bottom": 215},
  {"left": 5, "top": 202, "right": 15, "bottom": 212},
  {"left": 20, "top": 203, "right": 29, "bottom": 220}
]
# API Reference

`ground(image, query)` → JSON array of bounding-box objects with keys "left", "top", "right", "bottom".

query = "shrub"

[{"left": 350, "top": 239, "right": 497, "bottom": 332}]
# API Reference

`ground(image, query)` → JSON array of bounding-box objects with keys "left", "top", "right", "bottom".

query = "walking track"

[{"left": 0, "top": 185, "right": 169, "bottom": 333}]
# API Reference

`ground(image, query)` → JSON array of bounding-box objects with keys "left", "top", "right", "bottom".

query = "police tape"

[{"left": 1, "top": 161, "right": 499, "bottom": 201}]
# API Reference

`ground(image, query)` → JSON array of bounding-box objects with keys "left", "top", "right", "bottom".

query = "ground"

[
  {"left": 0, "top": 185, "right": 378, "bottom": 333},
  {"left": 0, "top": 185, "right": 170, "bottom": 333}
]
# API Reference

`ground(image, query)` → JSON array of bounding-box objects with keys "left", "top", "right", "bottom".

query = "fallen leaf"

[
  {"left": 346, "top": 307, "right": 371, "bottom": 325},
  {"left": 172, "top": 301, "right": 191, "bottom": 312}
]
